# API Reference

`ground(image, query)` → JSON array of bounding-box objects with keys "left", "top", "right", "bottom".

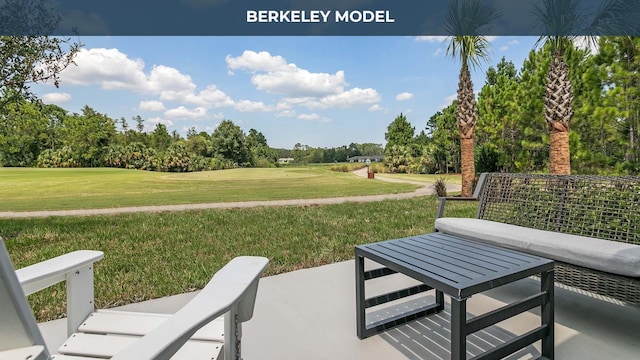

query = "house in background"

[
  {"left": 278, "top": 157, "right": 294, "bottom": 164},
  {"left": 347, "top": 155, "right": 384, "bottom": 163}
]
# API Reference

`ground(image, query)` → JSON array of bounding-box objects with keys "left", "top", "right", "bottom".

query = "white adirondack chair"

[{"left": 0, "top": 237, "right": 268, "bottom": 360}]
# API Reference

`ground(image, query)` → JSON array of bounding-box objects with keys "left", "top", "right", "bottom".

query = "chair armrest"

[
  {"left": 0, "top": 345, "right": 48, "bottom": 360},
  {"left": 436, "top": 173, "right": 489, "bottom": 219},
  {"left": 16, "top": 250, "right": 104, "bottom": 336},
  {"left": 436, "top": 196, "right": 478, "bottom": 219},
  {"left": 16, "top": 250, "right": 104, "bottom": 295},
  {"left": 111, "top": 256, "right": 269, "bottom": 360}
]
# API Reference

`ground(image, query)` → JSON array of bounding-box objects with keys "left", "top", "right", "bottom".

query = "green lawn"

[
  {"left": 0, "top": 167, "right": 417, "bottom": 211},
  {"left": 2, "top": 196, "right": 477, "bottom": 321}
]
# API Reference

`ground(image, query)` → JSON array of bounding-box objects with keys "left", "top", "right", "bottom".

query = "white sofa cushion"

[{"left": 435, "top": 218, "right": 640, "bottom": 278}]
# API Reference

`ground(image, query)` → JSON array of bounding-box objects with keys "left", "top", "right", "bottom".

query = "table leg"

[
  {"left": 436, "top": 289, "right": 445, "bottom": 312},
  {"left": 451, "top": 297, "right": 467, "bottom": 360},
  {"left": 541, "top": 269, "right": 555, "bottom": 359},
  {"left": 355, "top": 254, "right": 366, "bottom": 339}
]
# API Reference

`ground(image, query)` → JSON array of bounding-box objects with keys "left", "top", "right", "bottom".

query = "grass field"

[
  {"left": 2, "top": 196, "right": 477, "bottom": 321},
  {"left": 0, "top": 167, "right": 417, "bottom": 211}
]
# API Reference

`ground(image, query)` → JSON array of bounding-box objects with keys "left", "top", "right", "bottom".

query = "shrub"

[
  {"left": 329, "top": 163, "right": 366, "bottom": 172},
  {"left": 369, "top": 163, "right": 385, "bottom": 173},
  {"left": 190, "top": 155, "right": 209, "bottom": 172},
  {"left": 433, "top": 177, "right": 448, "bottom": 197},
  {"left": 103, "top": 143, "right": 160, "bottom": 171},
  {"left": 36, "top": 146, "right": 81, "bottom": 168},
  {"left": 161, "top": 143, "right": 193, "bottom": 172},
  {"left": 253, "top": 157, "right": 276, "bottom": 168}
]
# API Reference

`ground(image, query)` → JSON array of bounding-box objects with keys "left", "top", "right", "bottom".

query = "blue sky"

[{"left": 33, "top": 36, "right": 539, "bottom": 149}]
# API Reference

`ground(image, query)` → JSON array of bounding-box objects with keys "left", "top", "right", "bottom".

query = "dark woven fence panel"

[{"left": 478, "top": 173, "right": 640, "bottom": 244}]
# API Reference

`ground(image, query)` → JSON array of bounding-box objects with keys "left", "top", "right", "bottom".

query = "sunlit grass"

[
  {"left": 0, "top": 167, "right": 417, "bottom": 211},
  {"left": 2, "top": 197, "right": 477, "bottom": 321}
]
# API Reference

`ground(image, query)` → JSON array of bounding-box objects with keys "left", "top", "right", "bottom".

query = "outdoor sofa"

[{"left": 436, "top": 172, "right": 640, "bottom": 306}]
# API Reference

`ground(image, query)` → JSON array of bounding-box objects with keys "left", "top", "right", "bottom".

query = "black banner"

[{"left": 1, "top": 0, "right": 638, "bottom": 36}]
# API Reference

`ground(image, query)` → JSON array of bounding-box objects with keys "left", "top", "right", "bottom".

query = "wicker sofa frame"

[{"left": 436, "top": 172, "right": 640, "bottom": 306}]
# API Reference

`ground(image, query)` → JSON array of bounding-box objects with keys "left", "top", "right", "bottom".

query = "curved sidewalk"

[{"left": 0, "top": 170, "right": 461, "bottom": 219}]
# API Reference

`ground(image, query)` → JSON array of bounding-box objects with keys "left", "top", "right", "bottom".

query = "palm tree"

[
  {"left": 531, "top": 1, "right": 583, "bottom": 174},
  {"left": 444, "top": 0, "right": 499, "bottom": 197},
  {"left": 533, "top": 0, "right": 638, "bottom": 174}
]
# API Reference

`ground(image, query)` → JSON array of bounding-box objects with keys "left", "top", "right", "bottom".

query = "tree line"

[
  {"left": 382, "top": 37, "right": 640, "bottom": 182},
  {"left": 0, "top": 101, "right": 279, "bottom": 171},
  {"left": 275, "top": 143, "right": 384, "bottom": 164},
  {"left": 0, "top": 98, "right": 389, "bottom": 171}
]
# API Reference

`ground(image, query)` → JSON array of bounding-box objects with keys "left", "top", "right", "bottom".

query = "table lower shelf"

[{"left": 355, "top": 233, "right": 555, "bottom": 360}]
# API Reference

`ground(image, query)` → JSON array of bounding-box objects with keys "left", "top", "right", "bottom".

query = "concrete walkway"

[
  {"left": 39, "top": 259, "right": 640, "bottom": 359},
  {"left": 0, "top": 170, "right": 461, "bottom": 218}
]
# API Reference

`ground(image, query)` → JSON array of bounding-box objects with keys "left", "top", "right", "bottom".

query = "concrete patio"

[{"left": 39, "top": 259, "right": 640, "bottom": 359}]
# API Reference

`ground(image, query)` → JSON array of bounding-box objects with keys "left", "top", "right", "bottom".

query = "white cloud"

[
  {"left": 396, "top": 92, "right": 414, "bottom": 101},
  {"left": 298, "top": 113, "right": 331, "bottom": 123},
  {"left": 147, "top": 117, "right": 174, "bottom": 127},
  {"left": 275, "top": 110, "right": 297, "bottom": 117},
  {"left": 278, "top": 97, "right": 316, "bottom": 107},
  {"left": 60, "top": 48, "right": 148, "bottom": 90},
  {"left": 298, "top": 113, "right": 320, "bottom": 121},
  {"left": 164, "top": 106, "right": 208, "bottom": 119},
  {"left": 139, "top": 100, "right": 166, "bottom": 111},
  {"left": 368, "top": 104, "right": 384, "bottom": 112},
  {"left": 234, "top": 100, "right": 274, "bottom": 112},
  {"left": 278, "top": 88, "right": 380, "bottom": 109},
  {"left": 315, "top": 88, "right": 380, "bottom": 108},
  {"left": 60, "top": 47, "right": 384, "bottom": 120},
  {"left": 226, "top": 50, "right": 289, "bottom": 73},
  {"left": 440, "top": 93, "right": 457, "bottom": 109},
  {"left": 59, "top": 48, "right": 199, "bottom": 98},
  {"left": 227, "top": 50, "right": 347, "bottom": 97},
  {"left": 147, "top": 65, "right": 195, "bottom": 94},
  {"left": 499, "top": 39, "right": 519, "bottom": 52},
  {"left": 42, "top": 92, "right": 72, "bottom": 104},
  {"left": 181, "top": 85, "right": 234, "bottom": 108},
  {"left": 251, "top": 69, "right": 346, "bottom": 97}
]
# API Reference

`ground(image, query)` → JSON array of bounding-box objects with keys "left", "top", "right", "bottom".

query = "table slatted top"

[{"left": 356, "top": 232, "right": 553, "bottom": 299}]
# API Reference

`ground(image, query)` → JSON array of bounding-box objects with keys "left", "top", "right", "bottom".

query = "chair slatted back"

[{"left": 0, "top": 237, "right": 49, "bottom": 355}]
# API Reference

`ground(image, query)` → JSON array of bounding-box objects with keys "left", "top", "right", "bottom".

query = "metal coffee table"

[{"left": 355, "top": 232, "right": 554, "bottom": 360}]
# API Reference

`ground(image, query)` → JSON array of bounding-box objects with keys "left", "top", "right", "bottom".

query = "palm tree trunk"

[
  {"left": 549, "top": 130, "right": 570, "bottom": 174},
  {"left": 458, "top": 63, "right": 477, "bottom": 197},
  {"left": 460, "top": 137, "right": 475, "bottom": 196},
  {"left": 545, "top": 52, "right": 573, "bottom": 175}
]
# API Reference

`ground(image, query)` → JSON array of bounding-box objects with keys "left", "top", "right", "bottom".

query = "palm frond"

[
  {"left": 587, "top": 0, "right": 640, "bottom": 36},
  {"left": 444, "top": 0, "right": 501, "bottom": 36},
  {"left": 444, "top": 0, "right": 500, "bottom": 68},
  {"left": 531, "top": 0, "right": 583, "bottom": 52}
]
